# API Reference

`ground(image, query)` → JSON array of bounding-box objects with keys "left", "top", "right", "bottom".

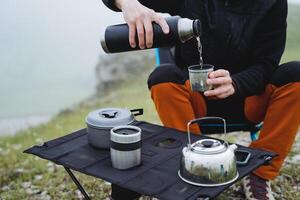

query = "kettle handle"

[
  {"left": 187, "top": 117, "right": 227, "bottom": 149},
  {"left": 130, "top": 108, "right": 144, "bottom": 116}
]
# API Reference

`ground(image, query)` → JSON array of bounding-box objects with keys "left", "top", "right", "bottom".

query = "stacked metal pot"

[{"left": 86, "top": 108, "right": 143, "bottom": 170}]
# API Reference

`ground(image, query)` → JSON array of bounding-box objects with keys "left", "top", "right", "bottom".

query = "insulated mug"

[{"left": 110, "top": 125, "right": 142, "bottom": 170}]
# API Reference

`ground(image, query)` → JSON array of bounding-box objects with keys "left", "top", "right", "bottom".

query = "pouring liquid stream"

[{"left": 196, "top": 36, "right": 204, "bottom": 69}]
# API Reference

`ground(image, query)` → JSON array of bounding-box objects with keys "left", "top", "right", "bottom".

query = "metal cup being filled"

[
  {"left": 188, "top": 64, "right": 214, "bottom": 92},
  {"left": 110, "top": 125, "right": 142, "bottom": 170}
]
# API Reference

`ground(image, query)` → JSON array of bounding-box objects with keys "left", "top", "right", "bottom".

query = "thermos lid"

[
  {"left": 111, "top": 125, "right": 141, "bottom": 144},
  {"left": 86, "top": 108, "right": 135, "bottom": 128}
]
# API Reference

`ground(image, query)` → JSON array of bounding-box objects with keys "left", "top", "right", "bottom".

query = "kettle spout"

[{"left": 229, "top": 144, "right": 238, "bottom": 151}]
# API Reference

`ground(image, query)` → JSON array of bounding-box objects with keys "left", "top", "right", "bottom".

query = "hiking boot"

[{"left": 242, "top": 173, "right": 275, "bottom": 200}]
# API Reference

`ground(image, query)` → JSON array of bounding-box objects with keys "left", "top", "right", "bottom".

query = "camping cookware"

[
  {"left": 100, "top": 16, "right": 201, "bottom": 53},
  {"left": 86, "top": 108, "right": 143, "bottom": 149},
  {"left": 178, "top": 117, "right": 239, "bottom": 187},
  {"left": 110, "top": 125, "right": 142, "bottom": 170}
]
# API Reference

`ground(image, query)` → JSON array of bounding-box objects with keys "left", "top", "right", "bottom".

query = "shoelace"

[{"left": 246, "top": 175, "right": 269, "bottom": 200}]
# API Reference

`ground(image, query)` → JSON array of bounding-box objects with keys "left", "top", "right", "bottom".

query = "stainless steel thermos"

[
  {"left": 110, "top": 125, "right": 142, "bottom": 170},
  {"left": 101, "top": 16, "right": 201, "bottom": 53}
]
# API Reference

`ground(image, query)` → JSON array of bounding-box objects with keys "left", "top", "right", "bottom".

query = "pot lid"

[
  {"left": 191, "top": 139, "right": 227, "bottom": 154},
  {"left": 86, "top": 108, "right": 134, "bottom": 128}
]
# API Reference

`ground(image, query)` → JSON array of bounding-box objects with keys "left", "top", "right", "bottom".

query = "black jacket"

[{"left": 102, "top": 0, "right": 287, "bottom": 98}]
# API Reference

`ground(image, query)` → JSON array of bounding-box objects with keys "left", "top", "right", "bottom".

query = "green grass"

[{"left": 1, "top": 5, "right": 300, "bottom": 200}]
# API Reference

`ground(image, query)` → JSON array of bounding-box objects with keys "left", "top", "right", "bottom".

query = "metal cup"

[
  {"left": 110, "top": 125, "right": 142, "bottom": 170},
  {"left": 188, "top": 64, "right": 214, "bottom": 92}
]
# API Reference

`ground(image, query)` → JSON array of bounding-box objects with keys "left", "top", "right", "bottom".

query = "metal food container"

[
  {"left": 86, "top": 108, "right": 143, "bottom": 149},
  {"left": 110, "top": 125, "right": 142, "bottom": 170}
]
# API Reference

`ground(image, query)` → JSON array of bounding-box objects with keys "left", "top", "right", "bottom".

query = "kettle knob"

[{"left": 201, "top": 140, "right": 214, "bottom": 148}]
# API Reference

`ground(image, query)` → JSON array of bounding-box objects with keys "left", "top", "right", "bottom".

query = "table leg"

[{"left": 64, "top": 167, "right": 91, "bottom": 200}]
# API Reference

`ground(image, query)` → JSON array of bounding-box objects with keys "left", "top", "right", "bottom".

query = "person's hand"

[
  {"left": 204, "top": 69, "right": 235, "bottom": 99},
  {"left": 115, "top": 0, "right": 169, "bottom": 49}
]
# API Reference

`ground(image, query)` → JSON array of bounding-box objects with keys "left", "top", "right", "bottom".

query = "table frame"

[{"left": 64, "top": 167, "right": 91, "bottom": 200}]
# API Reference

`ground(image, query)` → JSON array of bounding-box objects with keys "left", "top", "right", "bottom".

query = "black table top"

[{"left": 24, "top": 121, "right": 276, "bottom": 200}]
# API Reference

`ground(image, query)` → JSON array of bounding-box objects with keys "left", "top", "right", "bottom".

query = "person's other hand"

[
  {"left": 115, "top": 0, "right": 169, "bottom": 49},
  {"left": 204, "top": 69, "right": 235, "bottom": 99}
]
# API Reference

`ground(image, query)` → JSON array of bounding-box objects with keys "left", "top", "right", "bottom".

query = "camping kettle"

[
  {"left": 100, "top": 16, "right": 201, "bottom": 53},
  {"left": 178, "top": 117, "right": 239, "bottom": 187}
]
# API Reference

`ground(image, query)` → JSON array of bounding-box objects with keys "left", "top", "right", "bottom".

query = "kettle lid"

[{"left": 191, "top": 139, "right": 227, "bottom": 154}]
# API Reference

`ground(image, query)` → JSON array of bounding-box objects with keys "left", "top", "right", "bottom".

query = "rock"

[
  {"left": 273, "top": 185, "right": 282, "bottom": 194},
  {"left": 94, "top": 51, "right": 154, "bottom": 96},
  {"left": 12, "top": 144, "right": 22, "bottom": 150},
  {"left": 47, "top": 162, "right": 56, "bottom": 173},
  {"left": 59, "top": 183, "right": 66, "bottom": 190},
  {"left": 35, "top": 138, "right": 44, "bottom": 143},
  {"left": 36, "top": 191, "right": 51, "bottom": 200},
  {"left": 34, "top": 157, "right": 40, "bottom": 161},
  {"left": 14, "top": 168, "right": 25, "bottom": 173},
  {"left": 0, "top": 149, "right": 10, "bottom": 155},
  {"left": 21, "top": 182, "right": 32, "bottom": 189},
  {"left": 1, "top": 185, "right": 10, "bottom": 191},
  {"left": 103, "top": 181, "right": 111, "bottom": 186},
  {"left": 290, "top": 155, "right": 300, "bottom": 164},
  {"left": 34, "top": 175, "right": 43, "bottom": 181},
  {"left": 75, "top": 189, "right": 85, "bottom": 199},
  {"left": 25, "top": 188, "right": 40, "bottom": 195}
]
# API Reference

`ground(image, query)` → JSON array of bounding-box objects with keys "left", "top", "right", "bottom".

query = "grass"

[{"left": 1, "top": 5, "right": 300, "bottom": 200}]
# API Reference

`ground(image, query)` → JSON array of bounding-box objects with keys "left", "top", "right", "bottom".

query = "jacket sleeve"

[
  {"left": 231, "top": 0, "right": 287, "bottom": 98},
  {"left": 102, "top": 0, "right": 183, "bottom": 15}
]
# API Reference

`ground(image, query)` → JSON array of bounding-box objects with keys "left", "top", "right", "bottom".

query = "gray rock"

[
  {"left": 94, "top": 51, "right": 154, "bottom": 96},
  {"left": 290, "top": 155, "right": 300, "bottom": 164},
  {"left": 21, "top": 181, "right": 32, "bottom": 189}
]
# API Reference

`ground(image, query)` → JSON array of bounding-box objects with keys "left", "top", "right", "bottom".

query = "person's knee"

[
  {"left": 147, "top": 64, "right": 187, "bottom": 90},
  {"left": 271, "top": 61, "right": 300, "bottom": 87}
]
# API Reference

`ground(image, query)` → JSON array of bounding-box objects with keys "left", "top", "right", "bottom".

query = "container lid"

[
  {"left": 191, "top": 139, "right": 227, "bottom": 154},
  {"left": 86, "top": 108, "right": 134, "bottom": 128},
  {"left": 111, "top": 125, "right": 141, "bottom": 143}
]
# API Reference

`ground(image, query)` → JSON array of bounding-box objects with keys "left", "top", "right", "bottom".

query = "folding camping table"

[{"left": 24, "top": 121, "right": 276, "bottom": 200}]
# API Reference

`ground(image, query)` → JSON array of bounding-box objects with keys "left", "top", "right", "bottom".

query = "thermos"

[
  {"left": 101, "top": 16, "right": 201, "bottom": 53},
  {"left": 110, "top": 125, "right": 142, "bottom": 170}
]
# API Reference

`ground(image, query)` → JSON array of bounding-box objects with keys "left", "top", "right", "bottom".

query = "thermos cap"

[{"left": 111, "top": 125, "right": 141, "bottom": 144}]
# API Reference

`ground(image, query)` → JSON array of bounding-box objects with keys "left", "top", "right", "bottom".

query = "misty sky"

[{"left": 0, "top": 0, "right": 123, "bottom": 118}]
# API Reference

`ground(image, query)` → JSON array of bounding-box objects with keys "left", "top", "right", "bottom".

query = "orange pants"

[{"left": 148, "top": 62, "right": 300, "bottom": 180}]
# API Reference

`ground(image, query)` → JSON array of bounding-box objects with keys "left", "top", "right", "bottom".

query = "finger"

[
  {"left": 204, "top": 85, "right": 230, "bottom": 97},
  {"left": 136, "top": 21, "right": 145, "bottom": 49},
  {"left": 207, "top": 77, "right": 232, "bottom": 85},
  {"left": 128, "top": 23, "right": 136, "bottom": 48},
  {"left": 216, "top": 90, "right": 232, "bottom": 99},
  {"left": 209, "top": 69, "right": 230, "bottom": 78},
  {"left": 154, "top": 15, "right": 169, "bottom": 34},
  {"left": 144, "top": 18, "right": 153, "bottom": 48},
  {"left": 217, "top": 85, "right": 235, "bottom": 98}
]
